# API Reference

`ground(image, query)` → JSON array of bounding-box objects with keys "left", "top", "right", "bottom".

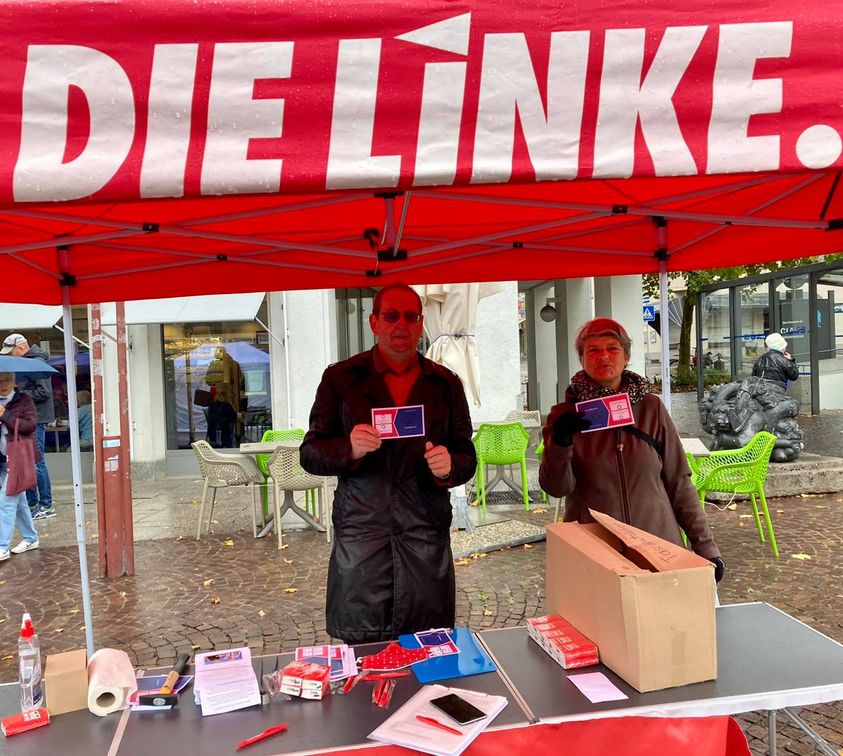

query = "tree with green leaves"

[{"left": 642, "top": 257, "right": 841, "bottom": 379}]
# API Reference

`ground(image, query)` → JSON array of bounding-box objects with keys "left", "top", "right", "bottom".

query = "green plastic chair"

[
  {"left": 684, "top": 451, "right": 700, "bottom": 475},
  {"left": 472, "top": 422, "right": 530, "bottom": 511},
  {"left": 691, "top": 431, "right": 779, "bottom": 557},
  {"left": 256, "top": 429, "right": 313, "bottom": 516},
  {"left": 535, "top": 440, "right": 565, "bottom": 522}
]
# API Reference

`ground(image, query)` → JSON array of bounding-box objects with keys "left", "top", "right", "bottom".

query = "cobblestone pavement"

[{"left": 1, "top": 491, "right": 842, "bottom": 755}]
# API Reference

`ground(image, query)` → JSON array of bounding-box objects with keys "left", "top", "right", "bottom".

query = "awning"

[
  {"left": 0, "top": 2, "right": 842, "bottom": 304},
  {"left": 99, "top": 293, "right": 265, "bottom": 326},
  {"left": 0, "top": 304, "right": 62, "bottom": 329}
]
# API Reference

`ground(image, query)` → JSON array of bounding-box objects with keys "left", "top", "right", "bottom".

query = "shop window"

[{"left": 163, "top": 300, "right": 272, "bottom": 450}]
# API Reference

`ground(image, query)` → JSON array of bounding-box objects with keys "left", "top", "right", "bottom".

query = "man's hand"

[
  {"left": 0, "top": 405, "right": 5, "bottom": 418},
  {"left": 424, "top": 441, "right": 452, "bottom": 479},
  {"left": 350, "top": 424, "right": 381, "bottom": 460}
]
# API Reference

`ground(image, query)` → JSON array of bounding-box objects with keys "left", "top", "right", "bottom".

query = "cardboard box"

[
  {"left": 545, "top": 509, "right": 716, "bottom": 692},
  {"left": 44, "top": 649, "right": 88, "bottom": 715}
]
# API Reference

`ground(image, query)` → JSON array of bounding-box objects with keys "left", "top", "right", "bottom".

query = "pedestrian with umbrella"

[
  {"left": 0, "top": 370, "right": 40, "bottom": 561},
  {"left": 1, "top": 334, "right": 57, "bottom": 519}
]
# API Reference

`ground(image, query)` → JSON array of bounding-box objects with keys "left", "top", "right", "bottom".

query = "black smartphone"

[{"left": 429, "top": 693, "right": 487, "bottom": 725}]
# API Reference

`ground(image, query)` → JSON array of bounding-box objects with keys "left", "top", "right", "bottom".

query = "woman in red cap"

[{"left": 539, "top": 318, "right": 724, "bottom": 582}]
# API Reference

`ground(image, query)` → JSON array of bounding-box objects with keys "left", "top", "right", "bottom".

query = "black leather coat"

[
  {"left": 751, "top": 350, "right": 799, "bottom": 388},
  {"left": 300, "top": 348, "right": 476, "bottom": 644}
]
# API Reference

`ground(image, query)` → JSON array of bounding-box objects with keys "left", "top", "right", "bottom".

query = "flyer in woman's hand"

[{"left": 575, "top": 392, "right": 634, "bottom": 432}]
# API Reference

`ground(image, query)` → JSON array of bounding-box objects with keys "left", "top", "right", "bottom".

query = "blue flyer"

[
  {"left": 372, "top": 404, "right": 425, "bottom": 439},
  {"left": 575, "top": 392, "right": 634, "bottom": 432}
]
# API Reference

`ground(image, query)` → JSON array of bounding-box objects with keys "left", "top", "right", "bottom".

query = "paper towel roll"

[{"left": 87, "top": 649, "right": 138, "bottom": 717}]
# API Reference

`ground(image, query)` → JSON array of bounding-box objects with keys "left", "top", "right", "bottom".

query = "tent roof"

[
  {"left": 2, "top": 1, "right": 843, "bottom": 303},
  {"left": 5, "top": 172, "right": 842, "bottom": 304}
]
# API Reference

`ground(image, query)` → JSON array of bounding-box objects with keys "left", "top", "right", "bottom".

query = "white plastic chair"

[
  {"left": 266, "top": 445, "right": 332, "bottom": 547},
  {"left": 191, "top": 440, "right": 263, "bottom": 540}
]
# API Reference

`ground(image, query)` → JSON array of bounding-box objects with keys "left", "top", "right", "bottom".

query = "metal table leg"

[
  {"left": 768, "top": 710, "right": 776, "bottom": 756},
  {"left": 781, "top": 708, "right": 840, "bottom": 756}
]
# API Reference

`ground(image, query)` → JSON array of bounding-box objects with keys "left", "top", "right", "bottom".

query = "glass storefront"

[
  {"left": 698, "top": 260, "right": 843, "bottom": 413},
  {"left": 736, "top": 282, "right": 770, "bottom": 379},
  {"left": 774, "top": 275, "right": 812, "bottom": 408},
  {"left": 336, "top": 288, "right": 376, "bottom": 359},
  {"left": 698, "top": 288, "right": 731, "bottom": 379},
  {"left": 813, "top": 269, "right": 843, "bottom": 410},
  {"left": 162, "top": 299, "right": 272, "bottom": 450}
]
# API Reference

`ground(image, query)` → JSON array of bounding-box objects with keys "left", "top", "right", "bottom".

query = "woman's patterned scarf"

[{"left": 568, "top": 369, "right": 650, "bottom": 404}]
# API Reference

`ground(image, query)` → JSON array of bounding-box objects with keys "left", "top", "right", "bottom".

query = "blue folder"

[{"left": 398, "top": 626, "right": 496, "bottom": 683}]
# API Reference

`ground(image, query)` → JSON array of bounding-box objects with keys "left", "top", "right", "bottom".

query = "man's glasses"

[{"left": 378, "top": 310, "right": 422, "bottom": 324}]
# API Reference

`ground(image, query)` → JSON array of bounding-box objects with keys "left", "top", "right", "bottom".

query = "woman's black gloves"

[
  {"left": 709, "top": 556, "right": 726, "bottom": 583},
  {"left": 551, "top": 409, "right": 592, "bottom": 447}
]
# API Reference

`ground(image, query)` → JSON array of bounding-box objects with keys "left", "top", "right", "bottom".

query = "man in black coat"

[{"left": 301, "top": 284, "right": 476, "bottom": 643}]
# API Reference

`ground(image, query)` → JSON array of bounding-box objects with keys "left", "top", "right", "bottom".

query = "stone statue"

[{"left": 699, "top": 376, "right": 804, "bottom": 462}]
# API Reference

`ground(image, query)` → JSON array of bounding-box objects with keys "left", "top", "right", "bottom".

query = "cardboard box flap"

[
  {"left": 588, "top": 509, "right": 712, "bottom": 572},
  {"left": 547, "top": 522, "right": 650, "bottom": 576}
]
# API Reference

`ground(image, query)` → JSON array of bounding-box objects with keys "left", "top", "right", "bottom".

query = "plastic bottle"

[{"left": 18, "top": 613, "right": 43, "bottom": 712}]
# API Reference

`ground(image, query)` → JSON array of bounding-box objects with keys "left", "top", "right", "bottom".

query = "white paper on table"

[
  {"left": 193, "top": 648, "right": 261, "bottom": 716},
  {"left": 566, "top": 672, "right": 629, "bottom": 703},
  {"left": 369, "top": 684, "right": 507, "bottom": 756}
]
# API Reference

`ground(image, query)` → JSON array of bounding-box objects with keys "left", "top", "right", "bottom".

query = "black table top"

[
  {"left": 0, "top": 682, "right": 121, "bottom": 756},
  {"left": 477, "top": 602, "right": 843, "bottom": 723},
  {"left": 4, "top": 604, "right": 842, "bottom": 754}
]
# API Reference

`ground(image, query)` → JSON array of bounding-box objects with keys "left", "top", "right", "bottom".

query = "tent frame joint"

[
  {"left": 142, "top": 222, "right": 159, "bottom": 234},
  {"left": 612, "top": 204, "right": 628, "bottom": 214},
  {"left": 825, "top": 218, "right": 843, "bottom": 230},
  {"left": 59, "top": 271, "right": 77, "bottom": 287},
  {"left": 377, "top": 247, "right": 407, "bottom": 262},
  {"left": 512, "top": 241, "right": 524, "bottom": 248}
]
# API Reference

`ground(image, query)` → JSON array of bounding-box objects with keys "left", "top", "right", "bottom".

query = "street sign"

[{"left": 642, "top": 305, "right": 656, "bottom": 322}]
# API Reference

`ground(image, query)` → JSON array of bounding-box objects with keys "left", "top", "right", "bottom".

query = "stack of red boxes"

[
  {"left": 527, "top": 615, "right": 599, "bottom": 670},
  {"left": 280, "top": 661, "right": 331, "bottom": 700}
]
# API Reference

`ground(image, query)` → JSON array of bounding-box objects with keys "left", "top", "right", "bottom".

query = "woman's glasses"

[{"left": 378, "top": 310, "right": 422, "bottom": 324}]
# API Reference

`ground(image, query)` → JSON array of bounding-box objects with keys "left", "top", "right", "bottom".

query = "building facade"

[{"left": 1, "top": 276, "right": 645, "bottom": 483}]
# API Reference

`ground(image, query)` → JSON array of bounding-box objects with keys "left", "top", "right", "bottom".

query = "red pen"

[
  {"left": 236, "top": 723, "right": 288, "bottom": 750},
  {"left": 416, "top": 715, "right": 462, "bottom": 736},
  {"left": 362, "top": 671, "right": 411, "bottom": 681}
]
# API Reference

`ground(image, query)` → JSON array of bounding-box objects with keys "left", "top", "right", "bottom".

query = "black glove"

[
  {"left": 709, "top": 556, "right": 726, "bottom": 583},
  {"left": 551, "top": 410, "right": 592, "bottom": 447}
]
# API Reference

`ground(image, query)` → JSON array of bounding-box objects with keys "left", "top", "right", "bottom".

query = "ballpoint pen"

[
  {"left": 235, "top": 723, "right": 288, "bottom": 750},
  {"left": 415, "top": 715, "right": 462, "bottom": 736}
]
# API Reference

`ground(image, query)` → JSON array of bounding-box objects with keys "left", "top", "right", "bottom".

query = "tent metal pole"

[
  {"left": 281, "top": 293, "right": 293, "bottom": 429},
  {"left": 659, "top": 262, "right": 672, "bottom": 414},
  {"left": 60, "top": 289, "right": 96, "bottom": 658}
]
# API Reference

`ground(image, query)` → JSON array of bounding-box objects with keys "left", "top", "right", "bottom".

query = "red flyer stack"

[{"left": 527, "top": 615, "right": 599, "bottom": 670}]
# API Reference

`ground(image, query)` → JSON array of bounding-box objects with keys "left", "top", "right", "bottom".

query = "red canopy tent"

[
  {"left": 1, "top": 0, "right": 842, "bottom": 304},
  {"left": 2, "top": 0, "right": 842, "bottom": 654}
]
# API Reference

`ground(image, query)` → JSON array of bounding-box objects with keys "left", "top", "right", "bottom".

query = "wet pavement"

[{"left": 0, "top": 395, "right": 842, "bottom": 755}]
